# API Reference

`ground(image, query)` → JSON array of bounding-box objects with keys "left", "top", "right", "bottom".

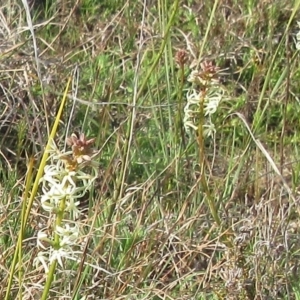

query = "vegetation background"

[{"left": 1, "top": 0, "right": 300, "bottom": 299}]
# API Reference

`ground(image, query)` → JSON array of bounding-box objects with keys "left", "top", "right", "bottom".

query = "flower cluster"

[
  {"left": 34, "top": 133, "right": 98, "bottom": 273},
  {"left": 175, "top": 49, "right": 188, "bottom": 68},
  {"left": 184, "top": 61, "right": 223, "bottom": 136}
]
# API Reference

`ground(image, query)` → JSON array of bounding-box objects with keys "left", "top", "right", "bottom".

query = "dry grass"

[{"left": 1, "top": 0, "right": 300, "bottom": 299}]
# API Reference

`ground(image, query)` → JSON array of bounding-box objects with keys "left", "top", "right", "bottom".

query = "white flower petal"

[
  {"left": 34, "top": 251, "right": 50, "bottom": 273},
  {"left": 56, "top": 224, "right": 79, "bottom": 247},
  {"left": 49, "top": 248, "right": 68, "bottom": 268},
  {"left": 37, "top": 230, "right": 48, "bottom": 249}
]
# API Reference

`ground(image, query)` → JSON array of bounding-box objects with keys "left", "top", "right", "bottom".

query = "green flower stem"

[
  {"left": 41, "top": 195, "right": 66, "bottom": 300},
  {"left": 197, "top": 90, "right": 221, "bottom": 226},
  {"left": 41, "top": 260, "right": 58, "bottom": 300},
  {"left": 175, "top": 64, "right": 185, "bottom": 143}
]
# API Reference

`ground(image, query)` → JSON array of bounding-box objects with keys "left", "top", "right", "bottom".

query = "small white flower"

[
  {"left": 49, "top": 247, "right": 69, "bottom": 268},
  {"left": 295, "top": 21, "right": 300, "bottom": 50},
  {"left": 296, "top": 37, "right": 300, "bottom": 50},
  {"left": 65, "top": 197, "right": 81, "bottom": 219},
  {"left": 187, "top": 70, "right": 199, "bottom": 83},
  {"left": 60, "top": 170, "right": 78, "bottom": 189},
  {"left": 76, "top": 169, "right": 97, "bottom": 188},
  {"left": 41, "top": 184, "right": 73, "bottom": 212},
  {"left": 41, "top": 199, "right": 55, "bottom": 212},
  {"left": 186, "top": 89, "right": 202, "bottom": 104},
  {"left": 203, "top": 121, "right": 216, "bottom": 137},
  {"left": 204, "top": 93, "right": 222, "bottom": 116},
  {"left": 40, "top": 165, "right": 61, "bottom": 186},
  {"left": 56, "top": 224, "right": 79, "bottom": 247},
  {"left": 34, "top": 251, "right": 50, "bottom": 273},
  {"left": 184, "top": 120, "right": 198, "bottom": 131},
  {"left": 37, "top": 230, "right": 48, "bottom": 249}
]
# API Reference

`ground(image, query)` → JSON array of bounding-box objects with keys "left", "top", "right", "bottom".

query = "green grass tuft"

[{"left": 1, "top": 0, "right": 300, "bottom": 299}]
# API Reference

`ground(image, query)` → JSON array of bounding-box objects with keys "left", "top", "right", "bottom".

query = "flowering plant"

[
  {"left": 34, "top": 133, "right": 98, "bottom": 298},
  {"left": 184, "top": 61, "right": 224, "bottom": 137},
  {"left": 182, "top": 60, "right": 225, "bottom": 226}
]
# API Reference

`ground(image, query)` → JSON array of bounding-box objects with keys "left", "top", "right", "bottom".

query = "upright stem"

[
  {"left": 197, "top": 89, "right": 220, "bottom": 226},
  {"left": 41, "top": 195, "right": 66, "bottom": 300}
]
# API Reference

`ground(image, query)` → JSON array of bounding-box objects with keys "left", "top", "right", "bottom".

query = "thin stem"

[
  {"left": 197, "top": 89, "right": 221, "bottom": 226},
  {"left": 41, "top": 260, "right": 58, "bottom": 300},
  {"left": 41, "top": 195, "right": 66, "bottom": 300}
]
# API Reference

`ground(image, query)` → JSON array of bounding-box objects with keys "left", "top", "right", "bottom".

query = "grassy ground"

[{"left": 1, "top": 0, "right": 300, "bottom": 299}]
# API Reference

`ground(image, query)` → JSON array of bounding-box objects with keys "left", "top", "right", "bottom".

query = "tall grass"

[{"left": 1, "top": 0, "right": 300, "bottom": 299}]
